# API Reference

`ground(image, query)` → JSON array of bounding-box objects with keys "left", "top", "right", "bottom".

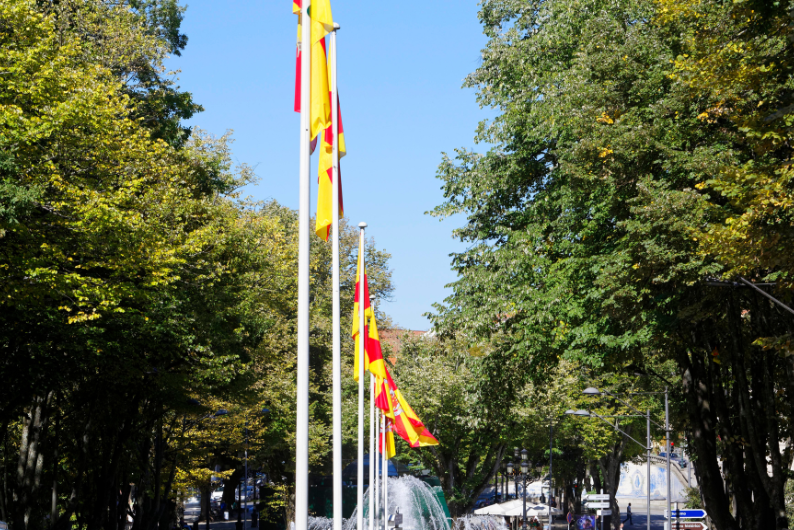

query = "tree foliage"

[
  {"left": 0, "top": 2, "right": 395, "bottom": 530},
  {"left": 431, "top": 0, "right": 794, "bottom": 528}
]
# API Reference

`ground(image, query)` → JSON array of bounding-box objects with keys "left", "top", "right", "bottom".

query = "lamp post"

[
  {"left": 519, "top": 449, "right": 530, "bottom": 529},
  {"left": 494, "top": 462, "right": 500, "bottom": 505},
  {"left": 629, "top": 367, "right": 674, "bottom": 527},
  {"left": 205, "top": 409, "right": 229, "bottom": 530},
  {"left": 565, "top": 409, "right": 651, "bottom": 530},
  {"left": 501, "top": 461, "right": 507, "bottom": 502},
  {"left": 584, "top": 386, "right": 670, "bottom": 530},
  {"left": 507, "top": 460, "right": 515, "bottom": 505},
  {"left": 548, "top": 418, "right": 553, "bottom": 527}
]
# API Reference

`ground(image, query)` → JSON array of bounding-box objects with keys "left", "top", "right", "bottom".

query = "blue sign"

[{"left": 665, "top": 509, "right": 706, "bottom": 519}]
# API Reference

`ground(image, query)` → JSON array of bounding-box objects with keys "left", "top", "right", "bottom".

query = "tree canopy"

[{"left": 430, "top": 0, "right": 794, "bottom": 528}]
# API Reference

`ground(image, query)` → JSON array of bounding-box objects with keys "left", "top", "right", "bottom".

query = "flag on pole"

[
  {"left": 380, "top": 419, "right": 397, "bottom": 459},
  {"left": 409, "top": 427, "right": 440, "bottom": 448},
  {"left": 364, "top": 312, "right": 387, "bottom": 379},
  {"left": 293, "top": 1, "right": 335, "bottom": 144},
  {"left": 351, "top": 241, "right": 374, "bottom": 381},
  {"left": 324, "top": 94, "right": 346, "bottom": 155},
  {"left": 310, "top": 38, "right": 331, "bottom": 141},
  {"left": 291, "top": 0, "right": 333, "bottom": 40},
  {"left": 309, "top": 0, "right": 334, "bottom": 43},
  {"left": 315, "top": 94, "right": 345, "bottom": 240},
  {"left": 315, "top": 130, "right": 343, "bottom": 240},
  {"left": 374, "top": 369, "right": 439, "bottom": 447},
  {"left": 293, "top": 15, "right": 302, "bottom": 112}
]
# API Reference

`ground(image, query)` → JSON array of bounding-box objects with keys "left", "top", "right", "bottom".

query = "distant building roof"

[{"left": 380, "top": 329, "right": 427, "bottom": 365}]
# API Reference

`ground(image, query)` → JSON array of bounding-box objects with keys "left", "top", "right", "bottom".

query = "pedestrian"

[
  {"left": 623, "top": 503, "right": 632, "bottom": 526},
  {"left": 540, "top": 492, "right": 546, "bottom": 504},
  {"left": 550, "top": 496, "right": 557, "bottom": 508}
]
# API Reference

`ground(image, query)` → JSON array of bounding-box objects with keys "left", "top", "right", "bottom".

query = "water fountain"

[
  {"left": 306, "top": 476, "right": 506, "bottom": 530},
  {"left": 307, "top": 476, "right": 449, "bottom": 530},
  {"left": 455, "top": 516, "right": 508, "bottom": 530}
]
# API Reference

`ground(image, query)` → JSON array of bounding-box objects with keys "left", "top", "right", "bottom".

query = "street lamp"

[
  {"left": 205, "top": 409, "right": 229, "bottom": 530},
  {"left": 519, "top": 449, "right": 529, "bottom": 529},
  {"left": 565, "top": 407, "right": 652, "bottom": 530},
  {"left": 501, "top": 461, "right": 507, "bottom": 502},
  {"left": 583, "top": 386, "right": 671, "bottom": 530},
  {"left": 628, "top": 367, "right": 674, "bottom": 527},
  {"left": 508, "top": 449, "right": 531, "bottom": 528},
  {"left": 494, "top": 460, "right": 500, "bottom": 504}
]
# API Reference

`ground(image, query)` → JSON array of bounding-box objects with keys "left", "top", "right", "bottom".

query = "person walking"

[{"left": 623, "top": 503, "right": 633, "bottom": 526}]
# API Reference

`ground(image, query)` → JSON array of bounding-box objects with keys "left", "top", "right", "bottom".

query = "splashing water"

[
  {"left": 454, "top": 516, "right": 508, "bottom": 530},
  {"left": 386, "top": 476, "right": 450, "bottom": 530},
  {"left": 307, "top": 476, "right": 453, "bottom": 530},
  {"left": 308, "top": 517, "right": 336, "bottom": 530}
]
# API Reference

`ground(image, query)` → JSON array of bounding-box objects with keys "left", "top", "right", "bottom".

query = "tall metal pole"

[
  {"left": 369, "top": 374, "right": 376, "bottom": 530},
  {"left": 382, "top": 417, "right": 387, "bottom": 530},
  {"left": 245, "top": 425, "right": 249, "bottom": 528},
  {"left": 206, "top": 479, "right": 211, "bottom": 530},
  {"left": 357, "top": 224, "right": 367, "bottom": 530},
  {"left": 522, "top": 474, "right": 526, "bottom": 529},
  {"left": 375, "top": 410, "right": 380, "bottom": 530},
  {"left": 383, "top": 452, "right": 389, "bottom": 530},
  {"left": 330, "top": 23, "right": 342, "bottom": 530},
  {"left": 665, "top": 388, "right": 671, "bottom": 530},
  {"left": 295, "top": 2, "right": 312, "bottom": 530},
  {"left": 380, "top": 413, "right": 389, "bottom": 530},
  {"left": 549, "top": 419, "right": 553, "bottom": 526},
  {"left": 646, "top": 410, "right": 651, "bottom": 530}
]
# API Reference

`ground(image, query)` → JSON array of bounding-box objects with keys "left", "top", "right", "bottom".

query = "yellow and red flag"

[
  {"left": 352, "top": 240, "right": 374, "bottom": 381},
  {"left": 374, "top": 368, "right": 438, "bottom": 448},
  {"left": 292, "top": 1, "right": 334, "bottom": 142},
  {"left": 293, "top": 14, "right": 302, "bottom": 112},
  {"left": 292, "top": 0, "right": 333, "bottom": 41},
  {"left": 310, "top": 0, "right": 334, "bottom": 44},
  {"left": 380, "top": 419, "right": 397, "bottom": 460},
  {"left": 363, "top": 311, "right": 388, "bottom": 379},
  {"left": 315, "top": 93, "right": 346, "bottom": 240},
  {"left": 409, "top": 427, "right": 440, "bottom": 448},
  {"left": 309, "top": 38, "right": 331, "bottom": 141}
]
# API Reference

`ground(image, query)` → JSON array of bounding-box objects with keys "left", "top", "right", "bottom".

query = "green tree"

[{"left": 430, "top": 0, "right": 794, "bottom": 528}]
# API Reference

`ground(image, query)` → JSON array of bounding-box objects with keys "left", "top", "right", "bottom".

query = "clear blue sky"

[{"left": 166, "top": 0, "right": 494, "bottom": 330}]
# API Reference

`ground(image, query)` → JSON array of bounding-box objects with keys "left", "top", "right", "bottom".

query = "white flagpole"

[
  {"left": 383, "top": 443, "right": 388, "bottom": 530},
  {"left": 369, "top": 374, "right": 375, "bottom": 530},
  {"left": 330, "top": 22, "right": 342, "bottom": 530},
  {"left": 295, "top": 3, "right": 312, "bottom": 530},
  {"left": 381, "top": 414, "right": 387, "bottom": 530},
  {"left": 374, "top": 410, "right": 380, "bottom": 530},
  {"left": 357, "top": 224, "right": 367, "bottom": 530}
]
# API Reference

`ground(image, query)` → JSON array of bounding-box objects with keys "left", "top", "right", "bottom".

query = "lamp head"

[
  {"left": 520, "top": 448, "right": 528, "bottom": 461},
  {"left": 507, "top": 461, "right": 514, "bottom": 474},
  {"left": 520, "top": 460, "right": 529, "bottom": 474},
  {"left": 582, "top": 387, "right": 602, "bottom": 396},
  {"left": 514, "top": 447, "right": 520, "bottom": 460}
]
